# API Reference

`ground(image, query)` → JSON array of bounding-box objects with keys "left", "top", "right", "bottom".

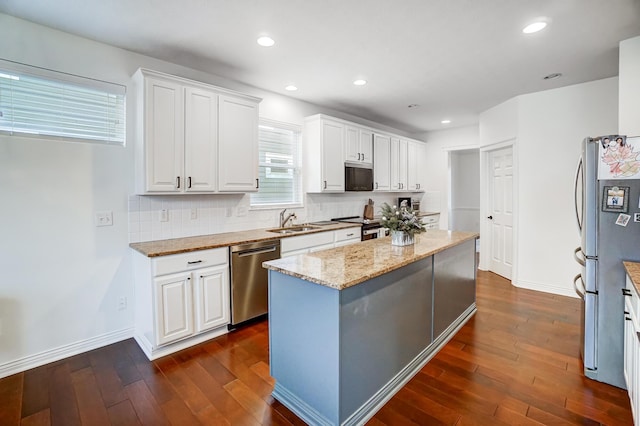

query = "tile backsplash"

[{"left": 128, "top": 192, "right": 427, "bottom": 243}]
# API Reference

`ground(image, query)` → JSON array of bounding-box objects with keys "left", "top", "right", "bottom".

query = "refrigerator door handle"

[
  {"left": 574, "top": 247, "right": 585, "bottom": 266},
  {"left": 574, "top": 274, "right": 586, "bottom": 299},
  {"left": 574, "top": 158, "right": 583, "bottom": 232}
]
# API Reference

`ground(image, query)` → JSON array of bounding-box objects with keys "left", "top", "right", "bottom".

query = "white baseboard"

[
  {"left": 0, "top": 327, "right": 134, "bottom": 379},
  {"left": 514, "top": 279, "right": 579, "bottom": 299}
]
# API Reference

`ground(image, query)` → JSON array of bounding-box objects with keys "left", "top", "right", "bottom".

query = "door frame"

[{"left": 479, "top": 139, "right": 518, "bottom": 284}]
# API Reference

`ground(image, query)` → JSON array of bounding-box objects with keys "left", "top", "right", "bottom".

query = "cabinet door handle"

[
  {"left": 176, "top": 176, "right": 180, "bottom": 189},
  {"left": 188, "top": 176, "right": 192, "bottom": 189},
  {"left": 625, "top": 317, "right": 632, "bottom": 321},
  {"left": 375, "top": 182, "right": 378, "bottom": 189},
  {"left": 623, "top": 288, "right": 632, "bottom": 297},
  {"left": 324, "top": 180, "right": 327, "bottom": 189},
  {"left": 361, "top": 153, "right": 364, "bottom": 161},
  {"left": 346, "top": 233, "right": 354, "bottom": 237},
  {"left": 187, "top": 260, "right": 203, "bottom": 265},
  {"left": 256, "top": 178, "right": 259, "bottom": 189}
]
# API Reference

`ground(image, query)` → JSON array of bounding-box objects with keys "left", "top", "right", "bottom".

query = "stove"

[{"left": 331, "top": 216, "right": 386, "bottom": 241}]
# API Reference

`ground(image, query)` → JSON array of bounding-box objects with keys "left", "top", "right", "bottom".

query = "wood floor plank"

[
  {"left": 48, "top": 363, "right": 81, "bottom": 426},
  {"left": 125, "top": 379, "right": 169, "bottom": 426},
  {"left": 20, "top": 409, "right": 51, "bottom": 426},
  {"left": 107, "top": 399, "right": 142, "bottom": 426},
  {"left": 21, "top": 366, "right": 50, "bottom": 419},
  {"left": 70, "top": 366, "right": 111, "bottom": 426},
  {"left": 0, "top": 373, "right": 23, "bottom": 426}
]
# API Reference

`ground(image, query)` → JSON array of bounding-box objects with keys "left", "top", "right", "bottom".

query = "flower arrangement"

[{"left": 379, "top": 202, "right": 426, "bottom": 236}]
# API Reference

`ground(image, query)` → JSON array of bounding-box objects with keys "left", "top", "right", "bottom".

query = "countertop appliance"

[
  {"left": 230, "top": 239, "right": 281, "bottom": 327},
  {"left": 574, "top": 136, "right": 640, "bottom": 388},
  {"left": 345, "top": 163, "right": 373, "bottom": 191},
  {"left": 332, "top": 216, "right": 385, "bottom": 240}
]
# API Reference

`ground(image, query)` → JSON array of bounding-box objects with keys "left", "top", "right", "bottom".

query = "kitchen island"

[{"left": 263, "top": 230, "right": 479, "bottom": 426}]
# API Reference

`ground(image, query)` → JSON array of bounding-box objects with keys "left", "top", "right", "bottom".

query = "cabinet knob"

[{"left": 487, "top": 215, "right": 493, "bottom": 220}]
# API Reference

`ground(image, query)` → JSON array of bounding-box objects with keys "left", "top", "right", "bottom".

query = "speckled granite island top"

[
  {"left": 129, "top": 222, "right": 359, "bottom": 257},
  {"left": 263, "top": 230, "right": 478, "bottom": 290},
  {"left": 624, "top": 261, "right": 640, "bottom": 294}
]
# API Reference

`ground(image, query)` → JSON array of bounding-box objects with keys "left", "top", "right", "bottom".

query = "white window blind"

[
  {"left": 0, "top": 60, "right": 126, "bottom": 145},
  {"left": 250, "top": 120, "right": 302, "bottom": 207}
]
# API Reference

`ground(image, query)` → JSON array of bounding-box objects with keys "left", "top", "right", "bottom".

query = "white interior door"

[{"left": 488, "top": 147, "right": 513, "bottom": 279}]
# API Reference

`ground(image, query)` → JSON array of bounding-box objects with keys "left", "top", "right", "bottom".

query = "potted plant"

[{"left": 379, "top": 202, "right": 426, "bottom": 246}]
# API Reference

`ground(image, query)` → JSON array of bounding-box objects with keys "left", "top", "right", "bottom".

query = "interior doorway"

[{"left": 448, "top": 149, "right": 480, "bottom": 233}]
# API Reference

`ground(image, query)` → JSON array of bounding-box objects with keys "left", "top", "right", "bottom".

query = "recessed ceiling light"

[
  {"left": 353, "top": 79, "right": 367, "bottom": 86},
  {"left": 441, "top": 119, "right": 451, "bottom": 124},
  {"left": 408, "top": 104, "right": 419, "bottom": 108},
  {"left": 285, "top": 85, "right": 298, "bottom": 91},
  {"left": 522, "top": 21, "right": 547, "bottom": 34},
  {"left": 543, "top": 73, "right": 562, "bottom": 80},
  {"left": 257, "top": 36, "right": 275, "bottom": 47}
]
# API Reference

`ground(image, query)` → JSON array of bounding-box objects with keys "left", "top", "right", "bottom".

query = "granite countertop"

[
  {"left": 624, "top": 261, "right": 640, "bottom": 294},
  {"left": 129, "top": 222, "right": 360, "bottom": 257},
  {"left": 263, "top": 229, "right": 478, "bottom": 290}
]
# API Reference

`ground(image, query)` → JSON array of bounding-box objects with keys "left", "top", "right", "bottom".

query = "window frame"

[{"left": 250, "top": 118, "right": 303, "bottom": 210}]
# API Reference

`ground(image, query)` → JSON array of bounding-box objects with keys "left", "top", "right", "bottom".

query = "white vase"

[{"left": 391, "top": 230, "right": 414, "bottom": 246}]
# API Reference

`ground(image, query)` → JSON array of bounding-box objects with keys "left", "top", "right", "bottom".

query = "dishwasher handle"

[{"left": 235, "top": 245, "right": 278, "bottom": 257}]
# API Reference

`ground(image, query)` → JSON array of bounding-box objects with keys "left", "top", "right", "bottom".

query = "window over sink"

[{"left": 250, "top": 119, "right": 302, "bottom": 208}]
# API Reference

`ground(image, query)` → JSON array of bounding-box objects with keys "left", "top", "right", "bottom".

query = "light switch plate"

[{"left": 95, "top": 211, "right": 113, "bottom": 227}]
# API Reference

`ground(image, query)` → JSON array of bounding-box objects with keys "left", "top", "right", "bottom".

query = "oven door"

[{"left": 362, "top": 227, "right": 384, "bottom": 241}]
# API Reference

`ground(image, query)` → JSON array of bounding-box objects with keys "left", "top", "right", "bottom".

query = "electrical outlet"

[
  {"left": 160, "top": 209, "right": 168, "bottom": 222},
  {"left": 95, "top": 211, "right": 113, "bottom": 227},
  {"left": 190, "top": 208, "right": 197, "bottom": 220},
  {"left": 118, "top": 297, "right": 127, "bottom": 311},
  {"left": 634, "top": 213, "right": 640, "bottom": 223}
]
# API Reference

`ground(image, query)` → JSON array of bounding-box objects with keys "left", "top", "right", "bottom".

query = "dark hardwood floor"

[{"left": 0, "top": 271, "right": 633, "bottom": 425}]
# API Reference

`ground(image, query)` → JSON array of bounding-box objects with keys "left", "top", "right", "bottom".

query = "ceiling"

[{"left": 1, "top": 0, "right": 639, "bottom": 134}]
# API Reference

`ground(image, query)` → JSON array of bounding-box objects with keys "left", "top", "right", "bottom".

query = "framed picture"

[{"left": 602, "top": 186, "right": 629, "bottom": 212}]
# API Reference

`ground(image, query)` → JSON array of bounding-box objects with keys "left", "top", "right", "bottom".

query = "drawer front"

[
  {"left": 422, "top": 214, "right": 439, "bottom": 224},
  {"left": 335, "top": 227, "right": 360, "bottom": 242},
  {"left": 153, "top": 248, "right": 228, "bottom": 276},
  {"left": 281, "top": 231, "right": 334, "bottom": 253}
]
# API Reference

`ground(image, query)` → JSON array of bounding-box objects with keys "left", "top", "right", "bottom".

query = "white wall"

[
  {"left": 515, "top": 77, "right": 618, "bottom": 296},
  {"left": 0, "top": 13, "right": 415, "bottom": 376},
  {"left": 619, "top": 36, "right": 640, "bottom": 136},
  {"left": 479, "top": 97, "right": 518, "bottom": 148}
]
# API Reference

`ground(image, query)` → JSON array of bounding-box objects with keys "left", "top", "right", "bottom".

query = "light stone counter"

[
  {"left": 129, "top": 222, "right": 359, "bottom": 257},
  {"left": 263, "top": 229, "right": 478, "bottom": 290},
  {"left": 624, "top": 261, "right": 640, "bottom": 294}
]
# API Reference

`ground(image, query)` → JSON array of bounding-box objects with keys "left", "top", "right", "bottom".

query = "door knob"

[{"left": 487, "top": 215, "right": 493, "bottom": 220}]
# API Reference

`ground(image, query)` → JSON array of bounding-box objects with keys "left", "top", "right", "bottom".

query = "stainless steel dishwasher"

[{"left": 230, "top": 239, "right": 281, "bottom": 326}]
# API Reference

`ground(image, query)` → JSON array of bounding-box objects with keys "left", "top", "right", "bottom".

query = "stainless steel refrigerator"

[{"left": 574, "top": 136, "right": 640, "bottom": 388}]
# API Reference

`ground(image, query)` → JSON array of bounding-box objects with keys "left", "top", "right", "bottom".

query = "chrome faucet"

[{"left": 279, "top": 208, "right": 296, "bottom": 227}]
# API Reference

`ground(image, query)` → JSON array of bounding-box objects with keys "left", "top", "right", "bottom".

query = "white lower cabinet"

[
  {"left": 281, "top": 227, "right": 360, "bottom": 257},
  {"left": 624, "top": 274, "right": 640, "bottom": 426},
  {"left": 133, "top": 247, "right": 230, "bottom": 360},
  {"left": 421, "top": 214, "right": 440, "bottom": 230}
]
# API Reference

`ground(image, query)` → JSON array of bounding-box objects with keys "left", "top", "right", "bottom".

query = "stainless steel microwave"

[{"left": 345, "top": 163, "right": 373, "bottom": 191}]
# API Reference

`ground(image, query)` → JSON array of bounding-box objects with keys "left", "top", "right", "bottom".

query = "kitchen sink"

[{"left": 267, "top": 225, "right": 320, "bottom": 234}]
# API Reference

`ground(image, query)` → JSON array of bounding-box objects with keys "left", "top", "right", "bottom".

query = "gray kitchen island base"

[{"left": 268, "top": 238, "right": 477, "bottom": 426}]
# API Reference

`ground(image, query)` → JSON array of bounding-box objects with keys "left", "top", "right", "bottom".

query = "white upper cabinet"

[
  {"left": 373, "top": 133, "right": 391, "bottom": 191},
  {"left": 407, "top": 141, "right": 426, "bottom": 191},
  {"left": 345, "top": 125, "right": 373, "bottom": 164},
  {"left": 141, "top": 76, "right": 185, "bottom": 193},
  {"left": 390, "top": 137, "right": 408, "bottom": 191},
  {"left": 134, "top": 69, "right": 260, "bottom": 194},
  {"left": 218, "top": 95, "right": 259, "bottom": 192},
  {"left": 304, "top": 115, "right": 345, "bottom": 192},
  {"left": 184, "top": 87, "right": 218, "bottom": 192}
]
